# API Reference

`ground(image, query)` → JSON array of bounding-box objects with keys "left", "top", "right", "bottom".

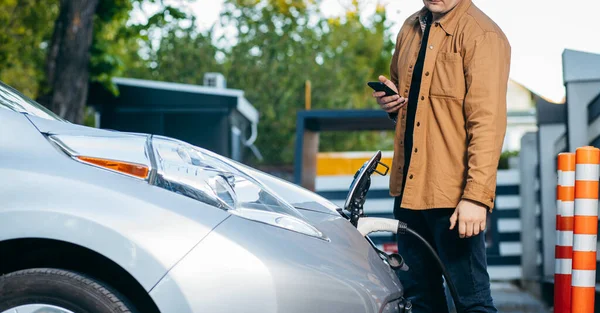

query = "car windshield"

[{"left": 0, "top": 81, "right": 62, "bottom": 121}]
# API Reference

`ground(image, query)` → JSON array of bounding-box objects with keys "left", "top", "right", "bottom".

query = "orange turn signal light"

[{"left": 77, "top": 156, "right": 149, "bottom": 179}]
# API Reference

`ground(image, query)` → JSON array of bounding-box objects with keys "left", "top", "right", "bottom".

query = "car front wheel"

[{"left": 0, "top": 268, "right": 135, "bottom": 313}]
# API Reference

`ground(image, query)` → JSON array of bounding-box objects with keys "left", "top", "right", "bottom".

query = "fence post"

[
  {"left": 520, "top": 132, "right": 540, "bottom": 296},
  {"left": 539, "top": 124, "right": 567, "bottom": 279},
  {"left": 571, "top": 146, "right": 599, "bottom": 313},
  {"left": 555, "top": 152, "right": 575, "bottom": 313}
]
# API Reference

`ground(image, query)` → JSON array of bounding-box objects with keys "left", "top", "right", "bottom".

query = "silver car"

[{"left": 0, "top": 81, "right": 405, "bottom": 313}]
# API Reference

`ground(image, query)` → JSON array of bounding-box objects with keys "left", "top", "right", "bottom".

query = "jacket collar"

[{"left": 413, "top": 0, "right": 472, "bottom": 36}]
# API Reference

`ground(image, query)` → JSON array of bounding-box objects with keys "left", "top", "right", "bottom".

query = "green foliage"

[
  {"left": 218, "top": 0, "right": 325, "bottom": 164},
  {"left": 315, "top": 4, "right": 395, "bottom": 154},
  {"left": 498, "top": 150, "right": 519, "bottom": 169},
  {"left": 219, "top": 0, "right": 396, "bottom": 164},
  {"left": 83, "top": 106, "right": 98, "bottom": 127},
  {"left": 91, "top": 0, "right": 189, "bottom": 94},
  {"left": 119, "top": 0, "right": 397, "bottom": 165},
  {"left": 0, "top": 0, "right": 59, "bottom": 97},
  {"left": 124, "top": 17, "right": 221, "bottom": 84},
  {"left": 0, "top": 0, "right": 188, "bottom": 98}
]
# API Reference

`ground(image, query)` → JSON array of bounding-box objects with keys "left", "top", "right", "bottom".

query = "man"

[{"left": 372, "top": 0, "right": 510, "bottom": 312}]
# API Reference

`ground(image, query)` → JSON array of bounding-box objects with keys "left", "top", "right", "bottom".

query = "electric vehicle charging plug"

[
  {"left": 357, "top": 217, "right": 464, "bottom": 313},
  {"left": 357, "top": 217, "right": 402, "bottom": 236}
]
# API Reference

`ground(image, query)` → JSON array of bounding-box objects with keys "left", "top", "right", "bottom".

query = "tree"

[
  {"left": 124, "top": 18, "right": 222, "bottom": 84},
  {"left": 37, "top": 0, "right": 100, "bottom": 123},
  {"left": 219, "top": 0, "right": 395, "bottom": 165},
  {"left": 0, "top": 0, "right": 188, "bottom": 122},
  {"left": 0, "top": 0, "right": 59, "bottom": 98},
  {"left": 315, "top": 3, "right": 396, "bottom": 153},
  {"left": 91, "top": 1, "right": 189, "bottom": 93},
  {"left": 220, "top": 0, "right": 327, "bottom": 165}
]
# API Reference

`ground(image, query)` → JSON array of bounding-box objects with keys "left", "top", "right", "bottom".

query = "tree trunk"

[{"left": 39, "top": 0, "right": 99, "bottom": 124}]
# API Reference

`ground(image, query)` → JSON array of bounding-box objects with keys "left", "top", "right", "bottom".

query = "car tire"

[{"left": 0, "top": 268, "right": 135, "bottom": 313}]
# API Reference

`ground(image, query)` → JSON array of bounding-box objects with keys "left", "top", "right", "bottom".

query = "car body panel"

[
  {"left": 0, "top": 110, "right": 230, "bottom": 290},
  {"left": 150, "top": 210, "right": 403, "bottom": 313}
]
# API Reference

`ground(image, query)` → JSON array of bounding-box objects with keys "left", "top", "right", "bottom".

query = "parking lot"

[{"left": 491, "top": 283, "right": 549, "bottom": 313}]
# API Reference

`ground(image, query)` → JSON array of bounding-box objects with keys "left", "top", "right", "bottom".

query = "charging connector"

[{"left": 357, "top": 217, "right": 463, "bottom": 313}]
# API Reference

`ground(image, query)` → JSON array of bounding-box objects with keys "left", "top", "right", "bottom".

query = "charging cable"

[{"left": 357, "top": 217, "right": 463, "bottom": 313}]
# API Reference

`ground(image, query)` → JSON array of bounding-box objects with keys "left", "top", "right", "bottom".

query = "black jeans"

[{"left": 394, "top": 198, "right": 497, "bottom": 313}]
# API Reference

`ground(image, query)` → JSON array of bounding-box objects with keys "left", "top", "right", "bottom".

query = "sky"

[{"left": 151, "top": 0, "right": 600, "bottom": 103}]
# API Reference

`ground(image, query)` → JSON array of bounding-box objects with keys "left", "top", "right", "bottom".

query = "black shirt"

[{"left": 395, "top": 12, "right": 433, "bottom": 213}]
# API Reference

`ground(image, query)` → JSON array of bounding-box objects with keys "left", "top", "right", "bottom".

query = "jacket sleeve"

[
  {"left": 461, "top": 31, "right": 511, "bottom": 210},
  {"left": 388, "top": 31, "right": 403, "bottom": 122}
]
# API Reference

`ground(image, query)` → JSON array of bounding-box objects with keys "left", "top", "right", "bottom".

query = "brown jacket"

[{"left": 389, "top": 0, "right": 511, "bottom": 210}]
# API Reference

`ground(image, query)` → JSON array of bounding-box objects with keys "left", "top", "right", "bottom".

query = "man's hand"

[
  {"left": 449, "top": 200, "right": 487, "bottom": 238},
  {"left": 372, "top": 75, "right": 406, "bottom": 113}
]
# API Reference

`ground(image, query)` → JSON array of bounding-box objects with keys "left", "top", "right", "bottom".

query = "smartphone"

[{"left": 367, "top": 81, "right": 398, "bottom": 97}]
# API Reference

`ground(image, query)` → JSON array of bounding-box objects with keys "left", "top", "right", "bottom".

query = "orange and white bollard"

[
  {"left": 556, "top": 153, "right": 576, "bottom": 313},
  {"left": 572, "top": 146, "right": 600, "bottom": 313}
]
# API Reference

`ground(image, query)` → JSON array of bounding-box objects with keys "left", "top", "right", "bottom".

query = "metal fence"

[
  {"left": 518, "top": 49, "right": 600, "bottom": 304},
  {"left": 518, "top": 132, "right": 543, "bottom": 296}
]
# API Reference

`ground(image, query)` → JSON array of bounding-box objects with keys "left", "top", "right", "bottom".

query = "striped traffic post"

[
  {"left": 556, "top": 152, "right": 575, "bottom": 313},
  {"left": 572, "top": 146, "right": 599, "bottom": 313}
]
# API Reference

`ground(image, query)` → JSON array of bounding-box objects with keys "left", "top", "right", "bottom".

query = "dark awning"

[{"left": 297, "top": 109, "right": 395, "bottom": 132}]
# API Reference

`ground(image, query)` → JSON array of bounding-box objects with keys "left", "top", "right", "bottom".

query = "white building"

[{"left": 503, "top": 80, "right": 539, "bottom": 152}]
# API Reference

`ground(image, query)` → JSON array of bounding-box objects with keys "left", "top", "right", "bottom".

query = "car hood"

[{"left": 151, "top": 208, "right": 404, "bottom": 313}]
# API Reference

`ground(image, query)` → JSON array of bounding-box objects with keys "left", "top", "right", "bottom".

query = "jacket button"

[
  {"left": 405, "top": 89, "right": 408, "bottom": 93},
  {"left": 409, "top": 65, "right": 413, "bottom": 69},
  {"left": 414, "top": 148, "right": 418, "bottom": 153},
  {"left": 417, "top": 122, "right": 420, "bottom": 127},
  {"left": 425, "top": 72, "right": 430, "bottom": 76},
  {"left": 409, "top": 174, "right": 414, "bottom": 179},
  {"left": 421, "top": 96, "right": 425, "bottom": 100},
  {"left": 400, "top": 140, "right": 403, "bottom": 145}
]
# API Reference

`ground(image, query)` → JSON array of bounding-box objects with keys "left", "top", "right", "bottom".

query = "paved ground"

[
  {"left": 491, "top": 282, "right": 550, "bottom": 313},
  {"left": 446, "top": 282, "right": 550, "bottom": 313}
]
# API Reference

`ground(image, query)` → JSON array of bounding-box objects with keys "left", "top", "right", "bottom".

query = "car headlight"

[{"left": 49, "top": 134, "right": 327, "bottom": 240}]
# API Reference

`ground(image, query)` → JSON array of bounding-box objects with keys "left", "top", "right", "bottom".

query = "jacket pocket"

[{"left": 430, "top": 52, "right": 465, "bottom": 100}]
